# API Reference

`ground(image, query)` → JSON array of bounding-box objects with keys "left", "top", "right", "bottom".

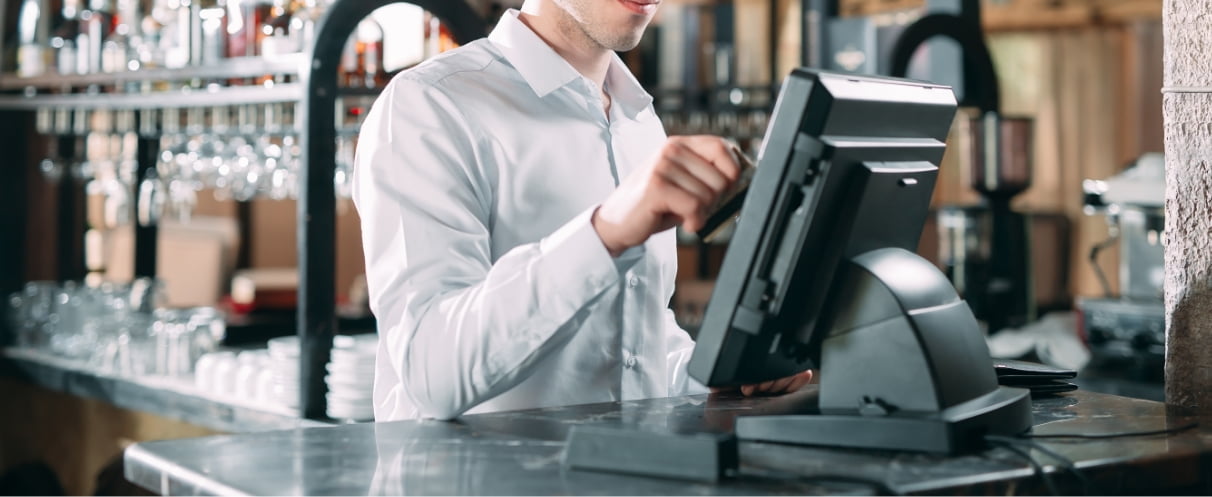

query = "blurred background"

[{"left": 0, "top": 0, "right": 1165, "bottom": 493}]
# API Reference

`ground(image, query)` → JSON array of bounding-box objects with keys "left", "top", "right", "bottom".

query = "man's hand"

[
  {"left": 593, "top": 136, "right": 741, "bottom": 256},
  {"left": 712, "top": 370, "right": 815, "bottom": 397}
]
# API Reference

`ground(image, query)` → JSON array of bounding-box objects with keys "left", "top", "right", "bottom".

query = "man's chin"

[
  {"left": 602, "top": 31, "right": 646, "bottom": 52},
  {"left": 610, "top": 40, "right": 643, "bottom": 52}
]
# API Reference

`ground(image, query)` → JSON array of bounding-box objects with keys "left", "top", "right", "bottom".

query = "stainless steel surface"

[
  {"left": 124, "top": 390, "right": 1211, "bottom": 495},
  {"left": 1118, "top": 206, "right": 1165, "bottom": 300},
  {"left": 0, "top": 347, "right": 330, "bottom": 432},
  {"left": 1082, "top": 153, "right": 1165, "bottom": 301}
]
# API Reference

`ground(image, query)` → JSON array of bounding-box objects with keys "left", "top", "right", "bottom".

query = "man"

[{"left": 353, "top": 0, "right": 812, "bottom": 422}]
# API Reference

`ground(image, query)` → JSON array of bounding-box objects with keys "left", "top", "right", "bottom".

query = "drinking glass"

[
  {"left": 115, "top": 312, "right": 154, "bottom": 377},
  {"left": 152, "top": 308, "right": 191, "bottom": 377},
  {"left": 92, "top": 281, "right": 133, "bottom": 373},
  {"left": 151, "top": 306, "right": 223, "bottom": 377},
  {"left": 20, "top": 281, "right": 59, "bottom": 351},
  {"left": 7, "top": 292, "right": 26, "bottom": 347},
  {"left": 49, "top": 281, "right": 87, "bottom": 359}
]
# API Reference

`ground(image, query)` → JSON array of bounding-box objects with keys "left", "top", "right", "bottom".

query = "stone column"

[{"left": 1163, "top": 0, "right": 1212, "bottom": 409}]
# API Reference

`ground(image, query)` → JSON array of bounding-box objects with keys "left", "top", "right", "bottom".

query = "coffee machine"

[
  {"left": 889, "top": 0, "right": 1035, "bottom": 333},
  {"left": 1078, "top": 153, "right": 1165, "bottom": 381}
]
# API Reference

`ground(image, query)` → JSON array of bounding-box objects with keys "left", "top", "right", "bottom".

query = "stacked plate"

[{"left": 326, "top": 334, "right": 377, "bottom": 421}]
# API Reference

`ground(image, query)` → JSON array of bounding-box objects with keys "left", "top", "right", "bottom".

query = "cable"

[
  {"left": 990, "top": 438, "right": 1059, "bottom": 495},
  {"left": 1021, "top": 422, "right": 1198, "bottom": 440},
  {"left": 1019, "top": 439, "right": 1095, "bottom": 495},
  {"left": 987, "top": 435, "right": 1092, "bottom": 495},
  {"left": 982, "top": 423, "right": 1200, "bottom": 494}
]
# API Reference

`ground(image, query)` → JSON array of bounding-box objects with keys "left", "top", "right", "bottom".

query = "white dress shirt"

[{"left": 353, "top": 10, "right": 708, "bottom": 421}]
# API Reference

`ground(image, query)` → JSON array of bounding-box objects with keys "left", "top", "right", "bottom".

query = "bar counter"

[
  {"left": 124, "top": 388, "right": 1210, "bottom": 495},
  {"left": 0, "top": 348, "right": 330, "bottom": 433}
]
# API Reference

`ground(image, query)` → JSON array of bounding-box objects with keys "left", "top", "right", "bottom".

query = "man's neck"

[{"left": 516, "top": 4, "right": 613, "bottom": 92}]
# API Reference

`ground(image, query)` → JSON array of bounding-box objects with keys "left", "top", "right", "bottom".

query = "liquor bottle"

[
  {"left": 75, "top": 10, "right": 95, "bottom": 73},
  {"left": 112, "top": 0, "right": 144, "bottom": 71},
  {"left": 77, "top": 0, "right": 116, "bottom": 74},
  {"left": 436, "top": 19, "right": 458, "bottom": 53},
  {"left": 226, "top": 0, "right": 272, "bottom": 57},
  {"left": 17, "top": 0, "right": 52, "bottom": 77},
  {"left": 50, "top": 29, "right": 78, "bottom": 76},
  {"left": 260, "top": 0, "right": 296, "bottom": 56},
  {"left": 101, "top": 0, "right": 138, "bottom": 73},
  {"left": 63, "top": 0, "right": 83, "bottom": 20},
  {"left": 422, "top": 13, "right": 458, "bottom": 60},
  {"left": 51, "top": 1, "right": 81, "bottom": 75},
  {"left": 196, "top": 0, "right": 226, "bottom": 66},
  {"left": 339, "top": 34, "right": 358, "bottom": 87},
  {"left": 423, "top": 13, "right": 438, "bottom": 59},
  {"left": 289, "top": 0, "right": 329, "bottom": 56},
  {"left": 225, "top": 0, "right": 252, "bottom": 57},
  {"left": 250, "top": 0, "right": 276, "bottom": 53},
  {"left": 155, "top": 0, "right": 194, "bottom": 69},
  {"left": 134, "top": 8, "right": 164, "bottom": 71},
  {"left": 355, "top": 18, "right": 385, "bottom": 88}
]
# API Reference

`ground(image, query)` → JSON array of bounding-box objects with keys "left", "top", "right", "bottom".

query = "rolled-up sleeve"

[{"left": 352, "top": 76, "right": 638, "bottom": 420}]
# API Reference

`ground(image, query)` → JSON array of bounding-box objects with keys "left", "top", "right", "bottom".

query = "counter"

[
  {"left": 124, "top": 389, "right": 1210, "bottom": 495},
  {"left": 0, "top": 348, "right": 331, "bottom": 433}
]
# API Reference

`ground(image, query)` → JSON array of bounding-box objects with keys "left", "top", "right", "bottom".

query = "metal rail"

[
  {"left": 0, "top": 54, "right": 306, "bottom": 91},
  {"left": 0, "top": 83, "right": 304, "bottom": 110}
]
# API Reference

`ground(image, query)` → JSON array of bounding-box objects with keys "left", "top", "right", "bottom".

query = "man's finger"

[
  {"left": 753, "top": 379, "right": 779, "bottom": 394},
  {"left": 783, "top": 371, "right": 814, "bottom": 393},
  {"left": 681, "top": 135, "right": 742, "bottom": 181},
  {"left": 765, "top": 375, "right": 796, "bottom": 394},
  {"left": 670, "top": 140, "right": 733, "bottom": 193},
  {"left": 656, "top": 160, "right": 716, "bottom": 204}
]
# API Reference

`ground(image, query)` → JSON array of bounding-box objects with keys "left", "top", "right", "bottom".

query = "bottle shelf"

[
  {"left": 0, "top": 53, "right": 306, "bottom": 92},
  {"left": 0, "top": 82, "right": 304, "bottom": 110}
]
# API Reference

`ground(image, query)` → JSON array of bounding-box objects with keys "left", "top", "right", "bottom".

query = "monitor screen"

[{"left": 688, "top": 69, "right": 958, "bottom": 387}]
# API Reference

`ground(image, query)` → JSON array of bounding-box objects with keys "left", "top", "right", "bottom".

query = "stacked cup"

[
  {"left": 325, "top": 334, "right": 377, "bottom": 421},
  {"left": 267, "top": 335, "right": 302, "bottom": 409}
]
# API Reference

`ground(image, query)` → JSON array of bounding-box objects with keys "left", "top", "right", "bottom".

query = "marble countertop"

[{"left": 124, "top": 389, "right": 1212, "bottom": 495}]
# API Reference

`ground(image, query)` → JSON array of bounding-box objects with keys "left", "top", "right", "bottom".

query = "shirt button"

[
  {"left": 625, "top": 355, "right": 637, "bottom": 369},
  {"left": 628, "top": 276, "right": 639, "bottom": 288}
]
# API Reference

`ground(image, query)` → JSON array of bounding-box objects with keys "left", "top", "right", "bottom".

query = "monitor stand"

[{"left": 735, "top": 247, "right": 1033, "bottom": 453}]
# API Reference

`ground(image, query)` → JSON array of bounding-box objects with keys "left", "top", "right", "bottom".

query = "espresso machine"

[{"left": 1078, "top": 153, "right": 1165, "bottom": 381}]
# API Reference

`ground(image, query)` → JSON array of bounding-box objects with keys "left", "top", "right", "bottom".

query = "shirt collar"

[
  {"left": 488, "top": 9, "right": 654, "bottom": 120},
  {"left": 604, "top": 53, "right": 654, "bottom": 120}
]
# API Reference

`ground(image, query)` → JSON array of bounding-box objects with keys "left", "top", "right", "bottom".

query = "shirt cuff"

[
  {"left": 540, "top": 205, "right": 645, "bottom": 274},
  {"left": 537, "top": 207, "right": 625, "bottom": 310},
  {"left": 612, "top": 244, "right": 646, "bottom": 273}
]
